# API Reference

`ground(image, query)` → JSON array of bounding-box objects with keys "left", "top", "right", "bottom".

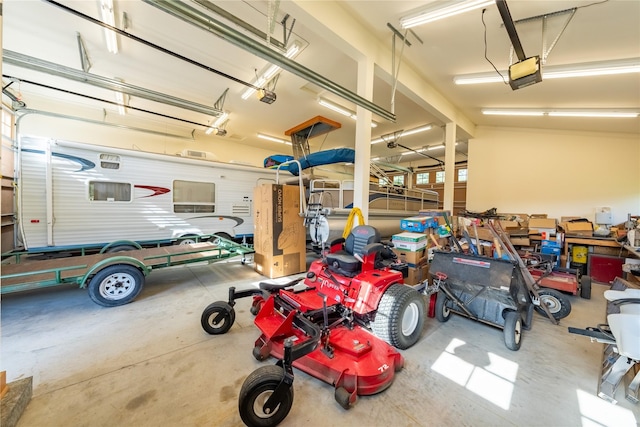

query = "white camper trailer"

[{"left": 16, "top": 137, "right": 278, "bottom": 252}]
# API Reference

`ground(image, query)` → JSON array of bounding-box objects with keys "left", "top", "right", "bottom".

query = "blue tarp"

[{"left": 286, "top": 148, "right": 355, "bottom": 175}]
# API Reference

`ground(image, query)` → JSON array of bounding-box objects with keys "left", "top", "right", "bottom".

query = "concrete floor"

[{"left": 2, "top": 256, "right": 639, "bottom": 427}]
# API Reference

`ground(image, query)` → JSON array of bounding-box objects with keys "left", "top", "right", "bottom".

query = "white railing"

[{"left": 309, "top": 179, "right": 438, "bottom": 212}]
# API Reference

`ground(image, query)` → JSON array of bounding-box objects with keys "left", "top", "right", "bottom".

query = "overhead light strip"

[
  {"left": 100, "top": 0, "right": 118, "bottom": 54},
  {"left": 318, "top": 98, "right": 378, "bottom": 128},
  {"left": 400, "top": 0, "right": 494, "bottom": 28},
  {"left": 482, "top": 109, "right": 639, "bottom": 118},
  {"left": 371, "top": 124, "right": 433, "bottom": 144},
  {"left": 242, "top": 44, "right": 301, "bottom": 100},
  {"left": 257, "top": 133, "right": 291, "bottom": 145},
  {"left": 454, "top": 58, "right": 640, "bottom": 85}
]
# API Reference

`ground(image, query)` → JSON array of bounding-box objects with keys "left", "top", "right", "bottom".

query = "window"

[
  {"left": 416, "top": 172, "right": 429, "bottom": 184},
  {"left": 392, "top": 175, "right": 404, "bottom": 186},
  {"left": 458, "top": 168, "right": 468, "bottom": 182},
  {"left": 435, "top": 171, "right": 445, "bottom": 183},
  {"left": 173, "top": 180, "right": 215, "bottom": 213},
  {"left": 89, "top": 181, "right": 131, "bottom": 201}
]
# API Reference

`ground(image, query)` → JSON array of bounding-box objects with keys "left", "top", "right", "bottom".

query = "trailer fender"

[
  {"left": 99, "top": 240, "right": 143, "bottom": 254},
  {"left": 79, "top": 256, "right": 150, "bottom": 289}
]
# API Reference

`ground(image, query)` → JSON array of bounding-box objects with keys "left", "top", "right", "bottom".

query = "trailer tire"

[
  {"left": 503, "top": 311, "right": 522, "bottom": 351},
  {"left": 435, "top": 290, "right": 452, "bottom": 323},
  {"left": 104, "top": 245, "right": 138, "bottom": 253},
  {"left": 201, "top": 301, "right": 235, "bottom": 335},
  {"left": 580, "top": 275, "right": 592, "bottom": 299},
  {"left": 371, "top": 284, "right": 425, "bottom": 350},
  {"left": 88, "top": 264, "right": 144, "bottom": 307},
  {"left": 535, "top": 289, "right": 571, "bottom": 320},
  {"left": 239, "top": 365, "right": 294, "bottom": 427}
]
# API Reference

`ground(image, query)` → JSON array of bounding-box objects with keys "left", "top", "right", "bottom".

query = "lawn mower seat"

[{"left": 326, "top": 225, "right": 382, "bottom": 277}]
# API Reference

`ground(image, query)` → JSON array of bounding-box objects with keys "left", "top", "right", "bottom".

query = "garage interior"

[{"left": 1, "top": 0, "right": 639, "bottom": 426}]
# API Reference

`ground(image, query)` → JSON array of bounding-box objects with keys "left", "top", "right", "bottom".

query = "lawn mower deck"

[{"left": 252, "top": 292, "right": 404, "bottom": 404}]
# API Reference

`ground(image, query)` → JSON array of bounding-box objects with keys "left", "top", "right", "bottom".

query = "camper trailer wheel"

[
  {"left": 534, "top": 289, "right": 571, "bottom": 320},
  {"left": 177, "top": 235, "right": 200, "bottom": 245},
  {"left": 503, "top": 311, "right": 522, "bottom": 351},
  {"left": 370, "top": 284, "right": 425, "bottom": 350},
  {"left": 88, "top": 265, "right": 145, "bottom": 307},
  {"left": 435, "top": 290, "right": 452, "bottom": 323},
  {"left": 580, "top": 275, "right": 592, "bottom": 299},
  {"left": 239, "top": 365, "right": 294, "bottom": 427},
  {"left": 201, "top": 301, "right": 235, "bottom": 335}
]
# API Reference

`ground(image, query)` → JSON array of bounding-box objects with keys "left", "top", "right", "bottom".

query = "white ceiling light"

[
  {"left": 482, "top": 109, "right": 639, "bottom": 118},
  {"left": 482, "top": 110, "right": 545, "bottom": 116},
  {"left": 318, "top": 98, "right": 378, "bottom": 127},
  {"left": 242, "top": 44, "right": 300, "bottom": 100},
  {"left": 205, "top": 112, "right": 229, "bottom": 135},
  {"left": 100, "top": 0, "right": 118, "bottom": 54},
  {"left": 371, "top": 124, "right": 433, "bottom": 144},
  {"left": 454, "top": 58, "right": 640, "bottom": 85},
  {"left": 257, "top": 133, "right": 291, "bottom": 145},
  {"left": 400, "top": 0, "right": 494, "bottom": 28}
]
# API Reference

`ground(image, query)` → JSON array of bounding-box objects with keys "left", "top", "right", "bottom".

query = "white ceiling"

[{"left": 2, "top": 0, "right": 639, "bottom": 167}]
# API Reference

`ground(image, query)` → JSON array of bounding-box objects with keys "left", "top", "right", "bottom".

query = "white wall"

[{"left": 466, "top": 126, "right": 640, "bottom": 225}]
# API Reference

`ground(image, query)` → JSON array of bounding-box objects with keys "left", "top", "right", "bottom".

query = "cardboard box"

[
  {"left": 510, "top": 237, "right": 530, "bottom": 246},
  {"left": 405, "top": 264, "right": 429, "bottom": 286},
  {"left": 253, "top": 184, "right": 306, "bottom": 279},
  {"left": 560, "top": 220, "right": 593, "bottom": 236},
  {"left": 392, "top": 248, "right": 426, "bottom": 267},
  {"left": 529, "top": 218, "right": 557, "bottom": 236},
  {"left": 474, "top": 227, "right": 495, "bottom": 242},
  {"left": 392, "top": 232, "right": 427, "bottom": 243},
  {"left": 400, "top": 216, "right": 438, "bottom": 233},
  {"left": 392, "top": 232, "right": 427, "bottom": 251}
]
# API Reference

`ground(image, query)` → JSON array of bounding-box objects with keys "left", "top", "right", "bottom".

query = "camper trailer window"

[
  {"left": 89, "top": 181, "right": 131, "bottom": 202},
  {"left": 99, "top": 154, "right": 121, "bottom": 169},
  {"left": 172, "top": 180, "right": 216, "bottom": 213}
]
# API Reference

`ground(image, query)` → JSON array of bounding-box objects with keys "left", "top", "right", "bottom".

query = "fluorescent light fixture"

[
  {"left": 318, "top": 98, "right": 378, "bottom": 128},
  {"left": 205, "top": 112, "right": 229, "bottom": 135},
  {"left": 454, "top": 57, "right": 640, "bottom": 85},
  {"left": 242, "top": 44, "right": 300, "bottom": 100},
  {"left": 114, "top": 91, "right": 126, "bottom": 115},
  {"left": 482, "top": 110, "right": 545, "bottom": 116},
  {"left": 257, "top": 133, "right": 291, "bottom": 145},
  {"left": 483, "top": 109, "right": 639, "bottom": 118},
  {"left": 371, "top": 124, "right": 433, "bottom": 144},
  {"left": 400, "top": 0, "right": 494, "bottom": 28},
  {"left": 547, "top": 111, "right": 639, "bottom": 118},
  {"left": 100, "top": 0, "right": 118, "bottom": 54}
]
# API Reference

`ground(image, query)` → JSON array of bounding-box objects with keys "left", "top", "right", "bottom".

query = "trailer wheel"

[
  {"left": 334, "top": 387, "right": 353, "bottom": 410},
  {"left": 370, "top": 284, "right": 425, "bottom": 350},
  {"left": 580, "top": 275, "right": 592, "bottom": 299},
  {"left": 535, "top": 289, "right": 572, "bottom": 320},
  {"left": 88, "top": 264, "right": 144, "bottom": 307},
  {"left": 201, "top": 301, "right": 235, "bottom": 335},
  {"left": 503, "top": 311, "right": 522, "bottom": 351},
  {"left": 239, "top": 365, "right": 294, "bottom": 427},
  {"left": 435, "top": 290, "right": 452, "bottom": 323}
]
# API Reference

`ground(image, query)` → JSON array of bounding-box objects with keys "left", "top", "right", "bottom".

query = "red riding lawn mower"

[{"left": 201, "top": 225, "right": 426, "bottom": 426}]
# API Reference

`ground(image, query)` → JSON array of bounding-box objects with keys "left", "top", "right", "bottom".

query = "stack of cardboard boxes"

[{"left": 392, "top": 215, "right": 441, "bottom": 286}]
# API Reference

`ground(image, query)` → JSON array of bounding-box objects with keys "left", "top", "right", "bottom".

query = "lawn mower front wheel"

[
  {"left": 371, "top": 284, "right": 425, "bottom": 350},
  {"left": 239, "top": 365, "right": 294, "bottom": 427},
  {"left": 201, "top": 301, "right": 235, "bottom": 335}
]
